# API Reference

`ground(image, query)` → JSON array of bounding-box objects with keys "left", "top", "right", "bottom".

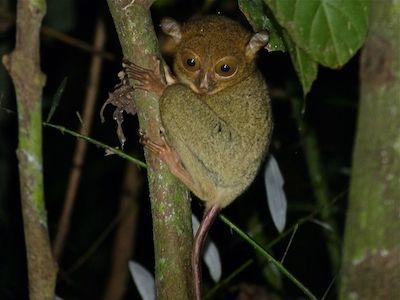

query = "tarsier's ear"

[
  {"left": 161, "top": 18, "right": 182, "bottom": 44},
  {"left": 245, "top": 31, "right": 269, "bottom": 61}
]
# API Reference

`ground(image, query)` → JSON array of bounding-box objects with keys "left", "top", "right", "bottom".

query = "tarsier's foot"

[
  {"left": 139, "top": 130, "right": 197, "bottom": 189},
  {"left": 139, "top": 130, "right": 180, "bottom": 165},
  {"left": 123, "top": 57, "right": 166, "bottom": 97}
]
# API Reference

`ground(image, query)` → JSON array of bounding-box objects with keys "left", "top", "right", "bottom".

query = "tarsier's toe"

[
  {"left": 121, "top": 57, "right": 166, "bottom": 97},
  {"left": 138, "top": 130, "right": 149, "bottom": 144}
]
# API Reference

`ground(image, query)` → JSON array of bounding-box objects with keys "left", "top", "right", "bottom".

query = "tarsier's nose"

[
  {"left": 198, "top": 72, "right": 214, "bottom": 93},
  {"left": 199, "top": 73, "right": 209, "bottom": 90}
]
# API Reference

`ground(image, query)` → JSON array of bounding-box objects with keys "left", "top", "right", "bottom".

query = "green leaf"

[
  {"left": 239, "top": 0, "right": 317, "bottom": 94},
  {"left": 283, "top": 32, "right": 318, "bottom": 95},
  {"left": 264, "top": 0, "right": 371, "bottom": 67},
  {"left": 239, "top": 0, "right": 286, "bottom": 52},
  {"left": 46, "top": 77, "right": 67, "bottom": 122}
]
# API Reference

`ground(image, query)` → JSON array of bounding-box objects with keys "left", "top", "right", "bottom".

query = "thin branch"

[
  {"left": 280, "top": 224, "right": 298, "bottom": 263},
  {"left": 42, "top": 26, "right": 116, "bottom": 61},
  {"left": 43, "top": 122, "right": 146, "bottom": 168},
  {"left": 205, "top": 259, "right": 254, "bottom": 299},
  {"left": 103, "top": 163, "right": 142, "bottom": 300},
  {"left": 0, "top": 9, "right": 116, "bottom": 61},
  {"left": 106, "top": 1, "right": 193, "bottom": 299},
  {"left": 2, "top": 0, "right": 57, "bottom": 299},
  {"left": 219, "top": 214, "right": 318, "bottom": 300},
  {"left": 53, "top": 17, "right": 107, "bottom": 261}
]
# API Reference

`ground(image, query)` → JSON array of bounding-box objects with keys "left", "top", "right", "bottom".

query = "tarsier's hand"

[{"left": 122, "top": 57, "right": 166, "bottom": 97}]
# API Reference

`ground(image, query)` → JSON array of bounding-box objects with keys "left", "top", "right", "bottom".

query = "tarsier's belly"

[{"left": 160, "top": 72, "right": 273, "bottom": 207}]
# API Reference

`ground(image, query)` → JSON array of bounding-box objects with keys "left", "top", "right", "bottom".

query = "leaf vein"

[{"left": 320, "top": 2, "right": 341, "bottom": 66}]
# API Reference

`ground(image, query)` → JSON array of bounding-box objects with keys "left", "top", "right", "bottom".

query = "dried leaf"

[
  {"left": 100, "top": 70, "right": 136, "bottom": 149},
  {"left": 46, "top": 77, "right": 67, "bottom": 122}
]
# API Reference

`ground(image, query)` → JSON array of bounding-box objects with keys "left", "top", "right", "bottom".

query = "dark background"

[{"left": 0, "top": 0, "right": 358, "bottom": 299}]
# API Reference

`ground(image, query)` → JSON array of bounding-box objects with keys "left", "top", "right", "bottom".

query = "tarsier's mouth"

[
  {"left": 191, "top": 81, "right": 221, "bottom": 95},
  {"left": 195, "top": 87, "right": 212, "bottom": 95}
]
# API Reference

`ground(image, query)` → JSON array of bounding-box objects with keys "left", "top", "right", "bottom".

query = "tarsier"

[{"left": 105, "top": 15, "right": 272, "bottom": 300}]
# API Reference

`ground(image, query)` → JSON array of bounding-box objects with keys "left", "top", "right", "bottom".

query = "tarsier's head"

[{"left": 161, "top": 15, "right": 269, "bottom": 95}]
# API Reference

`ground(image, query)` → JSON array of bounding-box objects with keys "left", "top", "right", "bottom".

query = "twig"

[
  {"left": 205, "top": 259, "right": 254, "bottom": 299},
  {"left": 41, "top": 26, "right": 116, "bottom": 61},
  {"left": 53, "top": 18, "right": 107, "bottom": 260},
  {"left": 321, "top": 273, "right": 337, "bottom": 300},
  {"left": 102, "top": 163, "right": 142, "bottom": 300},
  {"left": 106, "top": 1, "right": 194, "bottom": 299},
  {"left": 219, "top": 214, "right": 318, "bottom": 300},
  {"left": 0, "top": 8, "right": 116, "bottom": 61},
  {"left": 2, "top": 0, "right": 57, "bottom": 299},
  {"left": 280, "top": 223, "right": 298, "bottom": 264},
  {"left": 43, "top": 122, "right": 146, "bottom": 168}
]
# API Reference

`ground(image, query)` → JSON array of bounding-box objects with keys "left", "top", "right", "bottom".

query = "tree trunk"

[{"left": 340, "top": 1, "right": 400, "bottom": 299}]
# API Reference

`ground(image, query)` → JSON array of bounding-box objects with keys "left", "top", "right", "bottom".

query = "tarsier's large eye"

[
  {"left": 215, "top": 57, "right": 238, "bottom": 77},
  {"left": 181, "top": 50, "right": 200, "bottom": 72}
]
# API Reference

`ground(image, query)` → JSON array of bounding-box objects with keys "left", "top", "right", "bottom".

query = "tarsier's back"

[{"left": 159, "top": 15, "right": 273, "bottom": 208}]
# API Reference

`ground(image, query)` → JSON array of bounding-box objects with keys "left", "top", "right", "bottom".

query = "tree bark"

[
  {"left": 106, "top": 1, "right": 194, "bottom": 299},
  {"left": 2, "top": 0, "right": 57, "bottom": 299},
  {"left": 340, "top": 1, "right": 400, "bottom": 299}
]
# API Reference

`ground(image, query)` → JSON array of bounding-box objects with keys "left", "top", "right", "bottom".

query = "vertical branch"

[
  {"left": 103, "top": 163, "right": 142, "bottom": 300},
  {"left": 106, "top": 1, "right": 193, "bottom": 299},
  {"left": 2, "top": 0, "right": 57, "bottom": 299},
  {"left": 53, "top": 17, "right": 106, "bottom": 261}
]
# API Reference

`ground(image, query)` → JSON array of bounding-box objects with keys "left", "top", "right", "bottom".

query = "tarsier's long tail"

[{"left": 192, "top": 205, "right": 221, "bottom": 300}]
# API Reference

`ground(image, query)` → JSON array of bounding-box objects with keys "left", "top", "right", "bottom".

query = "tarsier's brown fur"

[{"left": 124, "top": 15, "right": 272, "bottom": 299}]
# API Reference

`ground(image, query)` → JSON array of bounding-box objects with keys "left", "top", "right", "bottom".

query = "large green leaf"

[
  {"left": 283, "top": 32, "right": 318, "bottom": 95},
  {"left": 239, "top": 0, "right": 286, "bottom": 52},
  {"left": 264, "top": 0, "right": 371, "bottom": 68},
  {"left": 239, "top": 0, "right": 318, "bottom": 95}
]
